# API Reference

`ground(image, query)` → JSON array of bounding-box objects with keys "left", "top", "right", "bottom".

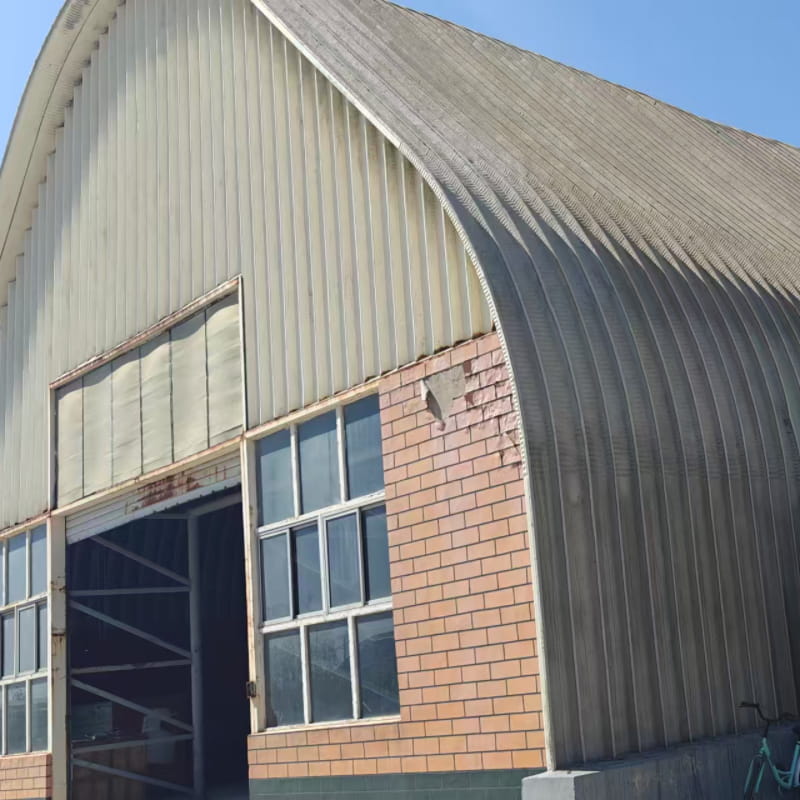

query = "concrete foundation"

[{"left": 523, "top": 728, "right": 798, "bottom": 799}]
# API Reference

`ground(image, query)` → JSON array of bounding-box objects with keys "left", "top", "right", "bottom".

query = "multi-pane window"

[
  {"left": 0, "top": 527, "right": 49, "bottom": 754},
  {"left": 257, "top": 395, "right": 399, "bottom": 727}
]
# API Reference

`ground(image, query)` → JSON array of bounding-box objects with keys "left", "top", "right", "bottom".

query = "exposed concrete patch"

[{"left": 421, "top": 364, "right": 465, "bottom": 423}]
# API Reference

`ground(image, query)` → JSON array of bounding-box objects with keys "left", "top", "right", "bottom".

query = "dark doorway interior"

[
  {"left": 196, "top": 503, "right": 250, "bottom": 797},
  {"left": 68, "top": 491, "right": 250, "bottom": 800}
]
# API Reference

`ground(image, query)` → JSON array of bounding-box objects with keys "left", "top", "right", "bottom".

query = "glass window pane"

[
  {"left": 309, "top": 621, "right": 351, "bottom": 722},
  {"left": 345, "top": 396, "right": 384, "bottom": 499},
  {"left": 0, "top": 541, "right": 5, "bottom": 606},
  {"left": 37, "top": 604, "right": 48, "bottom": 671},
  {"left": 2, "top": 614, "right": 14, "bottom": 677},
  {"left": 260, "top": 534, "right": 291, "bottom": 621},
  {"left": 292, "top": 525, "right": 322, "bottom": 615},
  {"left": 298, "top": 412, "right": 340, "bottom": 513},
  {"left": 18, "top": 606, "right": 35, "bottom": 674},
  {"left": 6, "top": 683, "right": 27, "bottom": 754},
  {"left": 30, "top": 679, "right": 48, "bottom": 752},
  {"left": 327, "top": 515, "right": 361, "bottom": 608},
  {"left": 7, "top": 536, "right": 26, "bottom": 604},
  {"left": 357, "top": 612, "right": 400, "bottom": 718},
  {"left": 264, "top": 630, "right": 304, "bottom": 727},
  {"left": 256, "top": 430, "right": 295, "bottom": 526},
  {"left": 30, "top": 527, "right": 47, "bottom": 597},
  {"left": 363, "top": 506, "right": 391, "bottom": 601}
]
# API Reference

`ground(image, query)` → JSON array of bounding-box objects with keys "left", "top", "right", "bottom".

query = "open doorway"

[{"left": 67, "top": 490, "right": 250, "bottom": 799}]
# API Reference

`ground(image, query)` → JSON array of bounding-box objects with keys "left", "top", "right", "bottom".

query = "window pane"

[
  {"left": 260, "top": 535, "right": 291, "bottom": 621},
  {"left": 345, "top": 396, "right": 384, "bottom": 499},
  {"left": 2, "top": 614, "right": 14, "bottom": 677},
  {"left": 7, "top": 536, "right": 26, "bottom": 604},
  {"left": 327, "top": 515, "right": 361, "bottom": 608},
  {"left": 37, "top": 604, "right": 48, "bottom": 671},
  {"left": 30, "top": 527, "right": 47, "bottom": 597},
  {"left": 6, "top": 683, "right": 26, "bottom": 754},
  {"left": 309, "top": 621, "right": 351, "bottom": 722},
  {"left": 363, "top": 506, "right": 391, "bottom": 601},
  {"left": 292, "top": 525, "right": 322, "bottom": 615},
  {"left": 256, "top": 430, "right": 295, "bottom": 526},
  {"left": 18, "top": 606, "right": 35, "bottom": 674},
  {"left": 298, "top": 412, "right": 340, "bottom": 513},
  {"left": 264, "top": 630, "right": 304, "bottom": 727},
  {"left": 0, "top": 541, "right": 5, "bottom": 606},
  {"left": 357, "top": 612, "right": 400, "bottom": 718},
  {"left": 30, "top": 679, "right": 48, "bottom": 752}
]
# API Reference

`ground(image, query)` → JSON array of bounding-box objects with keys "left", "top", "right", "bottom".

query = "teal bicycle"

[{"left": 742, "top": 701, "right": 800, "bottom": 797}]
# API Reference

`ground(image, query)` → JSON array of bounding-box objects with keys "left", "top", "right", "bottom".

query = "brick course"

[
  {"left": 249, "top": 332, "right": 544, "bottom": 779},
  {"left": 0, "top": 753, "right": 51, "bottom": 800}
]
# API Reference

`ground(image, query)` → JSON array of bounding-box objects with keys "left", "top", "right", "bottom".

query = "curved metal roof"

[{"left": 3, "top": 0, "right": 800, "bottom": 769}]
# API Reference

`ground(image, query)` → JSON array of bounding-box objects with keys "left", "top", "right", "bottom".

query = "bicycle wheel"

[{"left": 744, "top": 754, "right": 766, "bottom": 799}]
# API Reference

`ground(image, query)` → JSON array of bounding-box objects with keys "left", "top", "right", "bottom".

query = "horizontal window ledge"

[{"left": 256, "top": 713, "right": 402, "bottom": 738}]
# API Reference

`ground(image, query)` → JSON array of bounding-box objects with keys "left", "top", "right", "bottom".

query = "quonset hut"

[{"left": 0, "top": 1, "right": 799, "bottom": 798}]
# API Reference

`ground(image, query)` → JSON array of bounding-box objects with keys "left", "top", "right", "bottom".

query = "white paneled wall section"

[{"left": 0, "top": 0, "right": 492, "bottom": 530}]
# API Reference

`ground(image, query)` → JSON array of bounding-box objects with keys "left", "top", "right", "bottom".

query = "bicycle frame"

[{"left": 747, "top": 729, "right": 800, "bottom": 792}]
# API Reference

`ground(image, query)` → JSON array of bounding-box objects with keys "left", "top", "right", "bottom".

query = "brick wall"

[
  {"left": 249, "top": 332, "right": 544, "bottom": 780},
  {"left": 0, "top": 754, "right": 51, "bottom": 800}
]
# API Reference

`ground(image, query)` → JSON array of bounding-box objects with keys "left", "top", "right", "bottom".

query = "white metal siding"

[
  {"left": 55, "top": 296, "right": 244, "bottom": 507},
  {"left": 0, "top": 0, "right": 491, "bottom": 530}
]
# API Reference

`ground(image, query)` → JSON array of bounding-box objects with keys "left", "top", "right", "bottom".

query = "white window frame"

[
  {"left": 0, "top": 529, "right": 50, "bottom": 755},
  {"left": 256, "top": 401, "right": 397, "bottom": 728}
]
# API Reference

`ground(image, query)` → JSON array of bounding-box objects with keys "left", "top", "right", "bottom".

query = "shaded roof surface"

[{"left": 265, "top": 0, "right": 800, "bottom": 288}]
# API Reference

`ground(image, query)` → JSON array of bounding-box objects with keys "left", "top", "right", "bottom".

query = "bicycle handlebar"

[{"left": 740, "top": 701, "right": 797, "bottom": 725}]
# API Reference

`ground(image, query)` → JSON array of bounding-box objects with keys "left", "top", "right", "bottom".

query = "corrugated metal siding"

[
  {"left": 0, "top": 0, "right": 491, "bottom": 530},
  {"left": 55, "top": 295, "right": 243, "bottom": 507},
  {"left": 255, "top": 0, "right": 800, "bottom": 768}
]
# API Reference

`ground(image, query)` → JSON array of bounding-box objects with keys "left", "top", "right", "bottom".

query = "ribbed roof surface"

[
  {"left": 260, "top": 0, "right": 800, "bottom": 287},
  {"left": 258, "top": 0, "right": 800, "bottom": 769}
]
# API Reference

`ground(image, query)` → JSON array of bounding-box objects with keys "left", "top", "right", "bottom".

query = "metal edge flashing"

[
  {"left": 0, "top": 0, "right": 117, "bottom": 304},
  {"left": 248, "top": 0, "right": 554, "bottom": 768}
]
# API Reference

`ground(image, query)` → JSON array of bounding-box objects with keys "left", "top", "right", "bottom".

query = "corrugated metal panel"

[
  {"left": 252, "top": 0, "right": 800, "bottom": 769},
  {"left": 65, "top": 449, "right": 241, "bottom": 544},
  {"left": 0, "top": 0, "right": 490, "bottom": 531},
  {"left": 54, "top": 296, "right": 244, "bottom": 506}
]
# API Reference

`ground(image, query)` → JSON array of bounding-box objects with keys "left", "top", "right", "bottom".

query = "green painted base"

[{"left": 250, "top": 769, "right": 540, "bottom": 799}]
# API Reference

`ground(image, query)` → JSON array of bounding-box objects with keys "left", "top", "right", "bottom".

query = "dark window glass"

[
  {"left": 345, "top": 396, "right": 384, "bottom": 499},
  {"left": 298, "top": 412, "right": 340, "bottom": 513},
  {"left": 7, "top": 536, "right": 26, "bottom": 604},
  {"left": 292, "top": 525, "right": 322, "bottom": 615},
  {"left": 327, "top": 515, "right": 360, "bottom": 608},
  {"left": 256, "top": 430, "right": 294, "bottom": 526},
  {"left": 362, "top": 506, "right": 391, "bottom": 601},
  {"left": 309, "top": 621, "right": 351, "bottom": 722},
  {"left": 264, "top": 630, "right": 304, "bottom": 726},
  {"left": 357, "top": 612, "right": 400, "bottom": 718},
  {"left": 30, "top": 679, "right": 48, "bottom": 751},
  {"left": 261, "top": 535, "right": 291, "bottom": 621},
  {"left": 18, "top": 606, "right": 35, "bottom": 674},
  {"left": 30, "top": 528, "right": 47, "bottom": 597},
  {"left": 37, "top": 604, "right": 48, "bottom": 671},
  {"left": 2, "top": 614, "right": 14, "bottom": 677},
  {"left": 6, "top": 683, "right": 26, "bottom": 754}
]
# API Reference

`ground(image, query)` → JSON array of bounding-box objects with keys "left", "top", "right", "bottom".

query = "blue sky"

[{"left": 1, "top": 0, "right": 798, "bottom": 157}]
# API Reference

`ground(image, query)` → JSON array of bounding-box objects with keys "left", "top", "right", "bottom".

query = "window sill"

[{"left": 260, "top": 714, "right": 402, "bottom": 736}]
